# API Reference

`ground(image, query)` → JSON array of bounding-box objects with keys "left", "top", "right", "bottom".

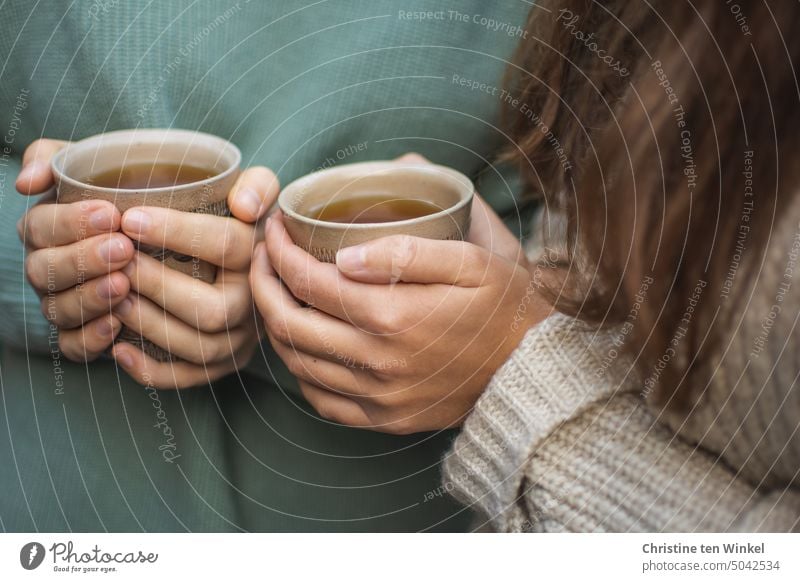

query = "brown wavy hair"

[{"left": 505, "top": 1, "right": 800, "bottom": 410}]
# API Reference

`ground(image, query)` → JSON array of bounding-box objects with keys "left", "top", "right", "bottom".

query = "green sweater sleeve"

[{"left": 0, "top": 156, "right": 51, "bottom": 353}]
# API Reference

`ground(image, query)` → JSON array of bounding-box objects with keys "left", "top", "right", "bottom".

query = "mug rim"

[
  {"left": 278, "top": 161, "right": 475, "bottom": 231},
  {"left": 50, "top": 128, "right": 242, "bottom": 195}
]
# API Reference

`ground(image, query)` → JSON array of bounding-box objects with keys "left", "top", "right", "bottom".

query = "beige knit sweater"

[{"left": 443, "top": 210, "right": 800, "bottom": 532}]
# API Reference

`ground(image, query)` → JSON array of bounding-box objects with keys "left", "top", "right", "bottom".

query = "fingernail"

[
  {"left": 98, "top": 237, "right": 128, "bottom": 263},
  {"left": 89, "top": 208, "right": 115, "bottom": 231},
  {"left": 96, "top": 276, "right": 123, "bottom": 299},
  {"left": 95, "top": 318, "right": 116, "bottom": 338},
  {"left": 336, "top": 245, "right": 366, "bottom": 272},
  {"left": 115, "top": 348, "right": 133, "bottom": 369},
  {"left": 238, "top": 187, "right": 262, "bottom": 218},
  {"left": 122, "top": 209, "right": 151, "bottom": 235},
  {"left": 114, "top": 297, "right": 133, "bottom": 316}
]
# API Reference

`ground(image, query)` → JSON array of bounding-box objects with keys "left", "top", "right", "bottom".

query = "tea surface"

[
  {"left": 84, "top": 163, "right": 216, "bottom": 189},
  {"left": 309, "top": 194, "right": 442, "bottom": 224}
]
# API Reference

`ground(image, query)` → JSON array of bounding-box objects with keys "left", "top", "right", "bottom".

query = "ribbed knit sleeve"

[
  {"left": 442, "top": 313, "right": 800, "bottom": 532},
  {"left": 0, "top": 158, "right": 50, "bottom": 353}
]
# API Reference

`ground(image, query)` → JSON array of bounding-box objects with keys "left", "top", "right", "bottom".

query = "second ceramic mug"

[
  {"left": 51, "top": 128, "right": 241, "bottom": 362},
  {"left": 278, "top": 161, "right": 475, "bottom": 263}
]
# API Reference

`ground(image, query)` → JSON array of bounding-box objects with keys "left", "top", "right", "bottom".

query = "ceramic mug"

[
  {"left": 278, "top": 161, "right": 474, "bottom": 263},
  {"left": 51, "top": 128, "right": 241, "bottom": 362}
]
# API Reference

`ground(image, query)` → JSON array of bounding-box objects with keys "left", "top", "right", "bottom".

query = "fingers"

[
  {"left": 251, "top": 242, "right": 372, "bottom": 362},
  {"left": 270, "top": 339, "right": 366, "bottom": 397},
  {"left": 227, "top": 166, "right": 280, "bottom": 224},
  {"left": 25, "top": 233, "right": 135, "bottom": 293},
  {"left": 264, "top": 213, "right": 380, "bottom": 323},
  {"left": 299, "top": 380, "right": 372, "bottom": 427},
  {"left": 19, "top": 200, "right": 121, "bottom": 248},
  {"left": 121, "top": 207, "right": 257, "bottom": 270},
  {"left": 111, "top": 342, "right": 240, "bottom": 390},
  {"left": 42, "top": 272, "right": 130, "bottom": 328},
  {"left": 467, "top": 193, "right": 527, "bottom": 266},
  {"left": 393, "top": 152, "right": 431, "bottom": 165},
  {"left": 16, "top": 139, "right": 67, "bottom": 195},
  {"left": 58, "top": 313, "right": 123, "bottom": 362},
  {"left": 123, "top": 251, "right": 252, "bottom": 332},
  {"left": 112, "top": 293, "right": 253, "bottom": 365},
  {"left": 335, "top": 235, "right": 492, "bottom": 286}
]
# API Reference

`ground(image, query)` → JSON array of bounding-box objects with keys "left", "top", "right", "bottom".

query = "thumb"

[
  {"left": 16, "top": 138, "right": 67, "bottom": 195},
  {"left": 227, "top": 166, "right": 280, "bottom": 223},
  {"left": 335, "top": 235, "right": 490, "bottom": 286}
]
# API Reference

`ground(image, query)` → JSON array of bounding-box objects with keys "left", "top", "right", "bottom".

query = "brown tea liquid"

[
  {"left": 84, "top": 163, "right": 216, "bottom": 189},
  {"left": 309, "top": 194, "right": 443, "bottom": 224}
]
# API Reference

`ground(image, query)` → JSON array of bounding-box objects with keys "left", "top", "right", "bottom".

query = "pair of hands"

[
  {"left": 19, "top": 143, "right": 549, "bottom": 433},
  {"left": 17, "top": 139, "right": 278, "bottom": 388},
  {"left": 250, "top": 154, "right": 550, "bottom": 434}
]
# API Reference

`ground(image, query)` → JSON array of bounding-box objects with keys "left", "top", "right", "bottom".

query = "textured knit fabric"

[
  {"left": 0, "top": 0, "right": 533, "bottom": 532},
  {"left": 444, "top": 201, "right": 800, "bottom": 532}
]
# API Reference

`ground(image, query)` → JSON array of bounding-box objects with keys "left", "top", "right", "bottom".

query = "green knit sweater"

[{"left": 0, "top": 0, "right": 532, "bottom": 531}]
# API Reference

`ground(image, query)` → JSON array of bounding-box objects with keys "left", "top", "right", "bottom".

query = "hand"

[
  {"left": 16, "top": 138, "right": 278, "bottom": 388},
  {"left": 110, "top": 166, "right": 279, "bottom": 389},
  {"left": 251, "top": 182, "right": 550, "bottom": 434},
  {"left": 17, "top": 139, "right": 134, "bottom": 360}
]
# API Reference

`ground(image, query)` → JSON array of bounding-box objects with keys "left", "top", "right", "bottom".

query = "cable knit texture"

[{"left": 444, "top": 208, "right": 800, "bottom": 532}]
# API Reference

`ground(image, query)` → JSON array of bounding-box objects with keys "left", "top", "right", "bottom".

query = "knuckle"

[
  {"left": 69, "top": 244, "right": 81, "bottom": 275},
  {"left": 40, "top": 295, "right": 57, "bottom": 322},
  {"left": 199, "top": 338, "right": 222, "bottom": 364},
  {"left": 267, "top": 317, "right": 292, "bottom": 345},
  {"left": 391, "top": 235, "right": 418, "bottom": 274},
  {"left": 373, "top": 307, "right": 405, "bottom": 334},
  {"left": 464, "top": 245, "right": 488, "bottom": 273},
  {"left": 230, "top": 294, "right": 251, "bottom": 326},
  {"left": 372, "top": 389, "right": 401, "bottom": 410},
  {"left": 58, "top": 333, "right": 82, "bottom": 362},
  {"left": 369, "top": 367, "right": 396, "bottom": 385},
  {"left": 219, "top": 227, "right": 245, "bottom": 267},
  {"left": 25, "top": 252, "right": 47, "bottom": 291},
  {"left": 217, "top": 287, "right": 250, "bottom": 329},
  {"left": 149, "top": 271, "right": 166, "bottom": 302},
  {"left": 385, "top": 417, "right": 415, "bottom": 436},
  {"left": 287, "top": 272, "right": 312, "bottom": 304},
  {"left": 87, "top": 199, "right": 117, "bottom": 218},
  {"left": 20, "top": 211, "right": 40, "bottom": 247},
  {"left": 135, "top": 259, "right": 164, "bottom": 298},
  {"left": 200, "top": 299, "right": 229, "bottom": 333},
  {"left": 314, "top": 400, "right": 337, "bottom": 422}
]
